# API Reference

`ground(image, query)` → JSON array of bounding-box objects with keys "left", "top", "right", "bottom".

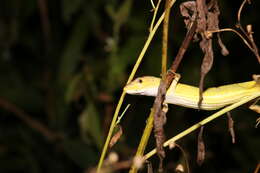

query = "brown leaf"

[
  {"left": 180, "top": 1, "right": 197, "bottom": 28},
  {"left": 199, "top": 38, "right": 214, "bottom": 108},
  {"left": 197, "top": 126, "right": 205, "bottom": 166},
  {"left": 152, "top": 79, "right": 168, "bottom": 172},
  {"left": 217, "top": 33, "right": 229, "bottom": 56},
  {"left": 197, "top": 0, "right": 223, "bottom": 108},
  {"left": 151, "top": 1, "right": 198, "bottom": 170},
  {"left": 154, "top": 107, "right": 166, "bottom": 172},
  {"left": 227, "top": 112, "right": 235, "bottom": 144},
  {"left": 196, "top": 0, "right": 207, "bottom": 33},
  {"left": 207, "top": 0, "right": 229, "bottom": 56},
  {"left": 180, "top": 1, "right": 199, "bottom": 41},
  {"left": 109, "top": 125, "right": 123, "bottom": 148}
]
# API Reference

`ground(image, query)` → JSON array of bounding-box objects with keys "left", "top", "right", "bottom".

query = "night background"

[{"left": 0, "top": 0, "right": 259, "bottom": 173}]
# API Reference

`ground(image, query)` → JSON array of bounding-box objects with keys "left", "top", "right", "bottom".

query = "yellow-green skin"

[{"left": 124, "top": 76, "right": 260, "bottom": 110}]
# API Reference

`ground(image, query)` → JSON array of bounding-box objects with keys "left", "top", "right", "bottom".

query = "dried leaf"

[
  {"left": 180, "top": 1, "right": 197, "bottom": 28},
  {"left": 227, "top": 112, "right": 235, "bottom": 144},
  {"left": 196, "top": 0, "right": 207, "bottom": 33},
  {"left": 207, "top": 0, "right": 229, "bottom": 56},
  {"left": 109, "top": 125, "right": 123, "bottom": 148},
  {"left": 197, "top": 126, "right": 205, "bottom": 166},
  {"left": 180, "top": 1, "right": 199, "bottom": 41},
  {"left": 153, "top": 80, "right": 167, "bottom": 172},
  {"left": 197, "top": 0, "right": 224, "bottom": 108},
  {"left": 199, "top": 38, "right": 214, "bottom": 108},
  {"left": 154, "top": 107, "right": 166, "bottom": 173},
  {"left": 217, "top": 33, "right": 229, "bottom": 56},
  {"left": 151, "top": 1, "right": 198, "bottom": 170}
]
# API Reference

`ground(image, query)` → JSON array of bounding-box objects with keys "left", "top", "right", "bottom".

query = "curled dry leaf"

[
  {"left": 227, "top": 112, "right": 236, "bottom": 144},
  {"left": 153, "top": 108, "right": 166, "bottom": 172},
  {"left": 217, "top": 33, "right": 229, "bottom": 56},
  {"left": 109, "top": 125, "right": 123, "bottom": 148},
  {"left": 180, "top": 0, "right": 229, "bottom": 108},
  {"left": 197, "top": 126, "right": 205, "bottom": 166},
  {"left": 179, "top": 1, "right": 197, "bottom": 29}
]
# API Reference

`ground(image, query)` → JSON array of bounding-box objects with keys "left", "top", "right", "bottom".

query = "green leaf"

[
  {"left": 78, "top": 103, "right": 103, "bottom": 149},
  {"left": 58, "top": 10, "right": 90, "bottom": 86},
  {"left": 65, "top": 74, "right": 83, "bottom": 103}
]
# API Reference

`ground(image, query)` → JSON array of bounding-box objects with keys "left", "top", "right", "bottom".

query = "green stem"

[
  {"left": 144, "top": 93, "right": 260, "bottom": 160},
  {"left": 162, "top": 0, "right": 171, "bottom": 77},
  {"left": 96, "top": 1, "right": 177, "bottom": 172},
  {"left": 129, "top": 109, "right": 154, "bottom": 173}
]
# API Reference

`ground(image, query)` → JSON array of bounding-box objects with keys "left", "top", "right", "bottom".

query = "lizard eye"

[{"left": 138, "top": 79, "right": 143, "bottom": 83}]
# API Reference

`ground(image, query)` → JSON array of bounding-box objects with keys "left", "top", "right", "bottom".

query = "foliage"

[{"left": 0, "top": 0, "right": 259, "bottom": 173}]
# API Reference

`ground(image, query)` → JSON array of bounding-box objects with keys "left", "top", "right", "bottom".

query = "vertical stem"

[
  {"left": 97, "top": 92, "right": 126, "bottom": 172},
  {"left": 97, "top": 1, "right": 177, "bottom": 172},
  {"left": 161, "top": 0, "right": 171, "bottom": 78},
  {"left": 129, "top": 109, "right": 154, "bottom": 173}
]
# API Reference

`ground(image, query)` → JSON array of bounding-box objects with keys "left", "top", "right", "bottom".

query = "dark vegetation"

[{"left": 0, "top": 0, "right": 259, "bottom": 173}]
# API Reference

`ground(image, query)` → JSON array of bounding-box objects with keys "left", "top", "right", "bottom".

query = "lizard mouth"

[{"left": 124, "top": 86, "right": 146, "bottom": 95}]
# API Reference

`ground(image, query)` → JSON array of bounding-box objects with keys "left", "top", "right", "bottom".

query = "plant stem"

[
  {"left": 97, "top": 1, "right": 177, "bottom": 172},
  {"left": 129, "top": 109, "right": 154, "bottom": 173},
  {"left": 144, "top": 93, "right": 260, "bottom": 160}
]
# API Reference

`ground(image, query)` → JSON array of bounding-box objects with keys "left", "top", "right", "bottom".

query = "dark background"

[{"left": 0, "top": 0, "right": 259, "bottom": 173}]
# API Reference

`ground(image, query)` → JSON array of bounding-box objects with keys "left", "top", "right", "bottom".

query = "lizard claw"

[{"left": 255, "top": 117, "right": 260, "bottom": 128}]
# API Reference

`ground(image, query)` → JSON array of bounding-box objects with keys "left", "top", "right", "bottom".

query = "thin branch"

[
  {"left": 236, "top": 0, "right": 260, "bottom": 63},
  {"left": 150, "top": 0, "right": 162, "bottom": 33},
  {"left": 37, "top": 0, "right": 51, "bottom": 51},
  {"left": 207, "top": 28, "right": 254, "bottom": 52},
  {"left": 97, "top": 1, "right": 178, "bottom": 172},
  {"left": 0, "top": 97, "right": 63, "bottom": 141},
  {"left": 144, "top": 92, "right": 260, "bottom": 160},
  {"left": 237, "top": 0, "right": 251, "bottom": 28},
  {"left": 169, "top": 142, "right": 190, "bottom": 173},
  {"left": 236, "top": 0, "right": 249, "bottom": 38},
  {"left": 129, "top": 109, "right": 154, "bottom": 173},
  {"left": 151, "top": 13, "right": 197, "bottom": 172},
  {"left": 150, "top": 0, "right": 155, "bottom": 9},
  {"left": 162, "top": 0, "right": 171, "bottom": 77},
  {"left": 170, "top": 19, "right": 197, "bottom": 72},
  {"left": 152, "top": 0, "right": 172, "bottom": 169}
]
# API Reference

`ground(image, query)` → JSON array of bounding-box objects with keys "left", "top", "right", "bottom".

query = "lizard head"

[{"left": 124, "top": 76, "right": 160, "bottom": 96}]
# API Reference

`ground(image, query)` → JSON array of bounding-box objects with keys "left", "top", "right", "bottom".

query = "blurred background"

[{"left": 0, "top": 0, "right": 259, "bottom": 173}]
